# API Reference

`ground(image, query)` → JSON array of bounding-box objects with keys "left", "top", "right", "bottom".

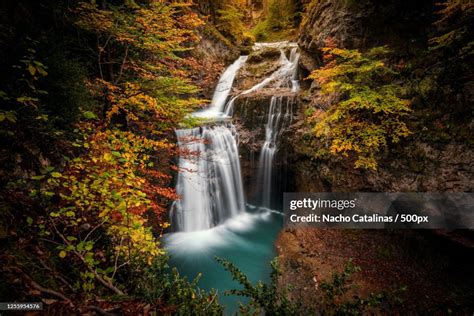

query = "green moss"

[
  {"left": 251, "top": 20, "right": 297, "bottom": 42},
  {"left": 201, "top": 22, "right": 233, "bottom": 49}
]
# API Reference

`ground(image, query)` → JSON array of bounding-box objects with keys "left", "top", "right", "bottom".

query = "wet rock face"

[
  {"left": 298, "top": 0, "right": 436, "bottom": 71},
  {"left": 232, "top": 48, "right": 282, "bottom": 91},
  {"left": 233, "top": 92, "right": 299, "bottom": 204},
  {"left": 227, "top": 42, "right": 301, "bottom": 206},
  {"left": 232, "top": 44, "right": 303, "bottom": 92},
  {"left": 233, "top": 95, "right": 269, "bottom": 200},
  {"left": 246, "top": 47, "right": 281, "bottom": 63}
]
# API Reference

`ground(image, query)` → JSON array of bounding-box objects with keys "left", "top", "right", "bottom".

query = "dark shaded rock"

[
  {"left": 290, "top": 139, "right": 474, "bottom": 193},
  {"left": 232, "top": 91, "right": 300, "bottom": 205},
  {"left": 298, "top": 0, "right": 436, "bottom": 71},
  {"left": 290, "top": 0, "right": 473, "bottom": 194}
]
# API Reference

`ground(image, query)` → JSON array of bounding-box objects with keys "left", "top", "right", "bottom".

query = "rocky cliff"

[
  {"left": 230, "top": 44, "right": 300, "bottom": 207},
  {"left": 293, "top": 0, "right": 474, "bottom": 193},
  {"left": 233, "top": 92, "right": 298, "bottom": 205},
  {"left": 298, "top": 0, "right": 436, "bottom": 72},
  {"left": 275, "top": 1, "right": 474, "bottom": 312}
]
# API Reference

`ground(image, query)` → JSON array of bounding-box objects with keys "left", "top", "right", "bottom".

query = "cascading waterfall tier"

[
  {"left": 171, "top": 42, "right": 299, "bottom": 231},
  {"left": 257, "top": 95, "right": 295, "bottom": 208},
  {"left": 249, "top": 46, "right": 300, "bottom": 208},
  {"left": 171, "top": 54, "right": 248, "bottom": 232},
  {"left": 172, "top": 123, "right": 245, "bottom": 232},
  {"left": 167, "top": 43, "right": 300, "bottom": 316},
  {"left": 224, "top": 46, "right": 300, "bottom": 116},
  {"left": 193, "top": 56, "right": 248, "bottom": 118}
]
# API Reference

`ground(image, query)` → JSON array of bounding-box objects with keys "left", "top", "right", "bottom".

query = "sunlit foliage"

[
  {"left": 252, "top": 0, "right": 301, "bottom": 41},
  {"left": 306, "top": 44, "right": 411, "bottom": 169},
  {"left": 217, "top": 4, "right": 245, "bottom": 43},
  {"left": 29, "top": 0, "right": 205, "bottom": 295}
]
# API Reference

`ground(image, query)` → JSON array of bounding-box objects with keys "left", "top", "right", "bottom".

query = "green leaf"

[
  {"left": 26, "top": 217, "right": 33, "bottom": 225},
  {"left": 44, "top": 166, "right": 55, "bottom": 173},
  {"left": 103, "top": 153, "right": 112, "bottom": 161},
  {"left": 83, "top": 111, "right": 98, "bottom": 120},
  {"left": 0, "top": 90, "right": 9, "bottom": 100},
  {"left": 0, "top": 111, "right": 17, "bottom": 123}
]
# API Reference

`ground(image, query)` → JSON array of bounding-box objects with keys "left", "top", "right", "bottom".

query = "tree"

[
  {"left": 1, "top": 0, "right": 207, "bottom": 301},
  {"left": 216, "top": 4, "right": 246, "bottom": 44},
  {"left": 306, "top": 44, "right": 411, "bottom": 170}
]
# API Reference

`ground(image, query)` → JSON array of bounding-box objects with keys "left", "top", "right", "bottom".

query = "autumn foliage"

[
  {"left": 306, "top": 44, "right": 411, "bottom": 170},
  {"left": 0, "top": 0, "right": 221, "bottom": 312}
]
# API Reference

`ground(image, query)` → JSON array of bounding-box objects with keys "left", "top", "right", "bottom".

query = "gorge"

[
  {"left": 0, "top": 0, "right": 472, "bottom": 314},
  {"left": 165, "top": 1, "right": 473, "bottom": 313},
  {"left": 165, "top": 41, "right": 300, "bottom": 312}
]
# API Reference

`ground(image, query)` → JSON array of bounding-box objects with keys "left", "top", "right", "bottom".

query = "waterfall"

[
  {"left": 193, "top": 56, "right": 248, "bottom": 118},
  {"left": 253, "top": 46, "right": 300, "bottom": 208},
  {"left": 257, "top": 96, "right": 294, "bottom": 208},
  {"left": 172, "top": 42, "right": 299, "bottom": 231},
  {"left": 224, "top": 46, "right": 300, "bottom": 116},
  {"left": 166, "top": 43, "right": 301, "bottom": 315},
  {"left": 172, "top": 128, "right": 212, "bottom": 231},
  {"left": 171, "top": 56, "right": 248, "bottom": 232},
  {"left": 172, "top": 124, "right": 245, "bottom": 232}
]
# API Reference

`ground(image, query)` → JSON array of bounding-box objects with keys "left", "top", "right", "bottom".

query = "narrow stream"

[{"left": 164, "top": 42, "right": 299, "bottom": 314}]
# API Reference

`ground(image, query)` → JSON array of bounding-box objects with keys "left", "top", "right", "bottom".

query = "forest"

[{"left": 0, "top": 0, "right": 472, "bottom": 315}]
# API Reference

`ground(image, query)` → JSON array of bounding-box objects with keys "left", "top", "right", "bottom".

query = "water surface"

[{"left": 164, "top": 205, "right": 282, "bottom": 314}]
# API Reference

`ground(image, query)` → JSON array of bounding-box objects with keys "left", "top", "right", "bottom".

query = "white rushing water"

[
  {"left": 171, "top": 54, "right": 249, "bottom": 232},
  {"left": 257, "top": 96, "right": 295, "bottom": 207},
  {"left": 172, "top": 124, "right": 245, "bottom": 232},
  {"left": 192, "top": 56, "right": 248, "bottom": 119},
  {"left": 252, "top": 46, "right": 299, "bottom": 208},
  {"left": 172, "top": 42, "right": 299, "bottom": 231},
  {"left": 224, "top": 46, "right": 300, "bottom": 116},
  {"left": 167, "top": 42, "right": 300, "bottom": 314}
]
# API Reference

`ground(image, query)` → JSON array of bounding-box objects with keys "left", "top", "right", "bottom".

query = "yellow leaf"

[
  {"left": 28, "top": 64, "right": 36, "bottom": 76},
  {"left": 103, "top": 153, "right": 111, "bottom": 161},
  {"left": 59, "top": 250, "right": 67, "bottom": 258}
]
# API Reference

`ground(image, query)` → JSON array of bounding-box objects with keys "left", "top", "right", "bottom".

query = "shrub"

[
  {"left": 217, "top": 256, "right": 305, "bottom": 315},
  {"left": 307, "top": 45, "right": 411, "bottom": 170},
  {"left": 132, "top": 255, "right": 223, "bottom": 315}
]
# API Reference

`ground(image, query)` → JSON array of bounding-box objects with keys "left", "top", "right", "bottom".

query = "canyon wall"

[{"left": 293, "top": 0, "right": 473, "bottom": 193}]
